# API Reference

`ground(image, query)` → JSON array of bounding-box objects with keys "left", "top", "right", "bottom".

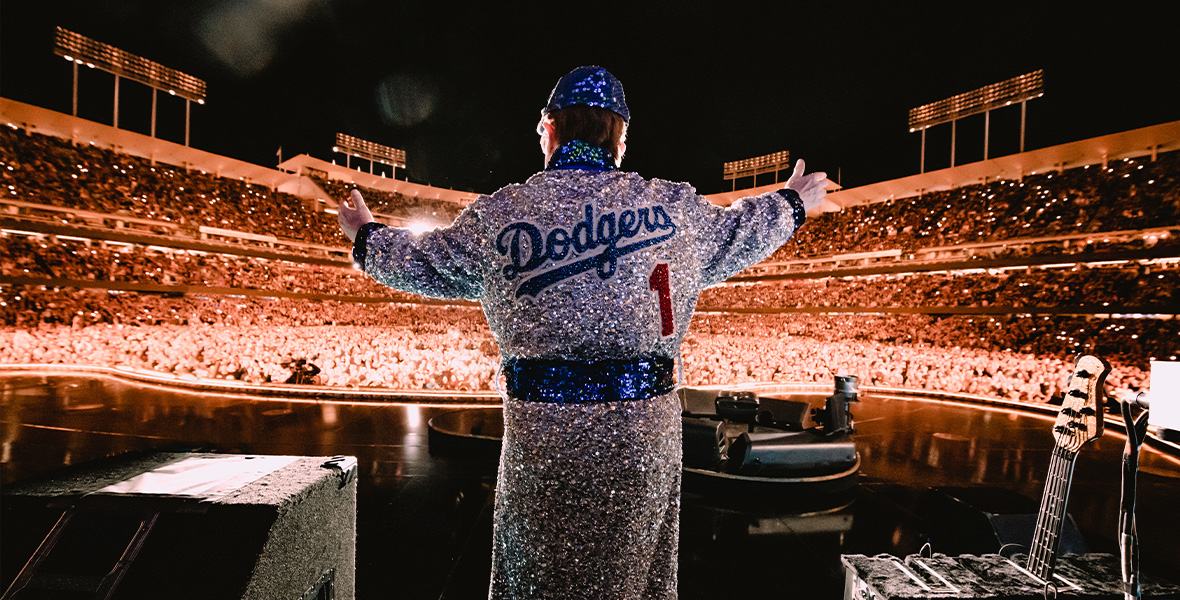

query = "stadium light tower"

[
  {"left": 333, "top": 133, "right": 407, "bottom": 178},
  {"left": 722, "top": 150, "right": 790, "bottom": 191},
  {"left": 909, "top": 69, "right": 1044, "bottom": 173},
  {"left": 53, "top": 27, "right": 207, "bottom": 146}
]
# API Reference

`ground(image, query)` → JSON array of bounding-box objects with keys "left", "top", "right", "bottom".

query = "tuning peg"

[
  {"left": 1054, "top": 425, "right": 1068, "bottom": 434},
  {"left": 1079, "top": 407, "right": 1095, "bottom": 416},
  {"left": 1076, "top": 370, "right": 1092, "bottom": 379},
  {"left": 1068, "top": 389, "right": 1088, "bottom": 399}
]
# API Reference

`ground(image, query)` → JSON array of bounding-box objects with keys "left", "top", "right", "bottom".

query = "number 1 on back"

[{"left": 648, "top": 262, "right": 673, "bottom": 337}]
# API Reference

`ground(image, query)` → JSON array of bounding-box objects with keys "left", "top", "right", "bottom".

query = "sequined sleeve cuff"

[
  {"left": 352, "top": 222, "right": 387, "bottom": 268},
  {"left": 777, "top": 188, "right": 807, "bottom": 228}
]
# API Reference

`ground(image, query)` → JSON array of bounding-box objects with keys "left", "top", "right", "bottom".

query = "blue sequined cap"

[{"left": 541, "top": 65, "right": 630, "bottom": 123}]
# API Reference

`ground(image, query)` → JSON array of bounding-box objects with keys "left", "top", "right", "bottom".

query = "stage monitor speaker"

[
  {"left": 727, "top": 431, "right": 857, "bottom": 476},
  {"left": 2, "top": 452, "right": 357, "bottom": 600}
]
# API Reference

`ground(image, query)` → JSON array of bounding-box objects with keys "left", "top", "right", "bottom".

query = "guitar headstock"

[{"left": 1053, "top": 354, "right": 1111, "bottom": 452}]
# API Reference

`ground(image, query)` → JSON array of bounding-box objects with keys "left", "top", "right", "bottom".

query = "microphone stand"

[{"left": 1118, "top": 392, "right": 1149, "bottom": 600}]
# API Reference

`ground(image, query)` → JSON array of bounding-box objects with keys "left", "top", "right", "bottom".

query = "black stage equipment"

[
  {"left": 681, "top": 376, "right": 860, "bottom": 481},
  {"left": 841, "top": 355, "right": 1179, "bottom": 600},
  {"left": 724, "top": 377, "right": 858, "bottom": 475},
  {"left": 813, "top": 374, "right": 858, "bottom": 435},
  {"left": 1118, "top": 391, "right": 1151, "bottom": 600},
  {"left": 727, "top": 430, "right": 858, "bottom": 476},
  {"left": 714, "top": 390, "right": 760, "bottom": 423},
  {"left": 842, "top": 552, "right": 1180, "bottom": 600}
]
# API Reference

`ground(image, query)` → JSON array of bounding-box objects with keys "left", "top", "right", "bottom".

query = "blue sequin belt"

[{"left": 503, "top": 355, "right": 676, "bottom": 404}]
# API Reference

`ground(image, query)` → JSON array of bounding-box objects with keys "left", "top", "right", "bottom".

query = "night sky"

[{"left": 2, "top": 1, "right": 1178, "bottom": 195}]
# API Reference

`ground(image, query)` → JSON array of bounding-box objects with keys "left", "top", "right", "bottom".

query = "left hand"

[
  {"left": 784, "top": 159, "right": 827, "bottom": 212},
  {"left": 338, "top": 189, "right": 374, "bottom": 242}
]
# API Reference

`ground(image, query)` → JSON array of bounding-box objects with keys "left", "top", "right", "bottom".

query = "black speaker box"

[{"left": 2, "top": 452, "right": 357, "bottom": 600}]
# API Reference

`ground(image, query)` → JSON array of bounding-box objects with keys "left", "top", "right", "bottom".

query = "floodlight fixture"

[
  {"left": 908, "top": 70, "right": 1044, "bottom": 172},
  {"left": 335, "top": 133, "right": 407, "bottom": 176},
  {"left": 908, "top": 70, "right": 1042, "bottom": 132},
  {"left": 53, "top": 26, "right": 206, "bottom": 145},
  {"left": 54, "top": 27, "right": 207, "bottom": 102},
  {"left": 723, "top": 150, "right": 790, "bottom": 190}
]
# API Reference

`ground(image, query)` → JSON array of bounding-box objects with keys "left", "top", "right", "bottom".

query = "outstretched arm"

[
  {"left": 341, "top": 189, "right": 486, "bottom": 300},
  {"left": 693, "top": 159, "right": 827, "bottom": 287}
]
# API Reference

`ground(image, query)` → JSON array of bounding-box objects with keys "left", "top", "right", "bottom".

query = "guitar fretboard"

[{"left": 1027, "top": 444, "right": 1078, "bottom": 580}]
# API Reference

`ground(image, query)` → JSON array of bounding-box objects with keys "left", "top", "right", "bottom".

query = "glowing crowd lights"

[{"left": 53, "top": 26, "right": 207, "bottom": 103}]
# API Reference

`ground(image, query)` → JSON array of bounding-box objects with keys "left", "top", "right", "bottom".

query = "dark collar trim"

[{"left": 545, "top": 140, "right": 617, "bottom": 171}]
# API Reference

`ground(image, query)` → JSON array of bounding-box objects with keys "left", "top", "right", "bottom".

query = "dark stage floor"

[{"left": 2, "top": 374, "right": 1179, "bottom": 598}]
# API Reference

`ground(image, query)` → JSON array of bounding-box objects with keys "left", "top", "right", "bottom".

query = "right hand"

[{"left": 784, "top": 158, "right": 828, "bottom": 212}]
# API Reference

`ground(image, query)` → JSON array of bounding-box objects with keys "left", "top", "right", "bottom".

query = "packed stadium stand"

[
  {"left": 777, "top": 152, "right": 1180, "bottom": 260},
  {"left": 2, "top": 104, "right": 1178, "bottom": 403},
  {"left": 1, "top": 125, "right": 348, "bottom": 247}
]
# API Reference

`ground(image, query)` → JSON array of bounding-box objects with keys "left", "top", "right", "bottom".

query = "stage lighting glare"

[{"left": 406, "top": 221, "right": 436, "bottom": 235}]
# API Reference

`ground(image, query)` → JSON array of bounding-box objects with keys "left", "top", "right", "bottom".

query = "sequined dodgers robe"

[{"left": 356, "top": 165, "right": 805, "bottom": 599}]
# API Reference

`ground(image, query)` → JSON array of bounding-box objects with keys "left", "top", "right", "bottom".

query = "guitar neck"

[{"left": 1027, "top": 445, "right": 1078, "bottom": 580}]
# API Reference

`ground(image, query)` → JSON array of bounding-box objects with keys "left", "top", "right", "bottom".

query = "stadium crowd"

[
  {"left": 1, "top": 286, "right": 1171, "bottom": 401},
  {"left": 2, "top": 128, "right": 1177, "bottom": 404},
  {"left": 699, "top": 263, "right": 1178, "bottom": 310},
  {"left": 0, "top": 234, "right": 409, "bottom": 299},
  {"left": 5, "top": 233, "right": 1176, "bottom": 311},
  {"left": 5, "top": 127, "right": 1179, "bottom": 264},
  {"left": 0, "top": 288, "right": 495, "bottom": 390},
  {"left": 1, "top": 126, "right": 345, "bottom": 245},
  {"left": 777, "top": 151, "right": 1180, "bottom": 260},
  {"left": 1, "top": 126, "right": 467, "bottom": 247}
]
